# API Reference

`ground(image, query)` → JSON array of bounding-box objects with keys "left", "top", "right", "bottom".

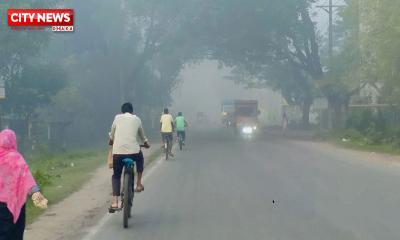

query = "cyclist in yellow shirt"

[{"left": 160, "top": 108, "right": 174, "bottom": 157}]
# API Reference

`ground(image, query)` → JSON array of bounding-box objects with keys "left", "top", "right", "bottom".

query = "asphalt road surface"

[{"left": 85, "top": 130, "right": 400, "bottom": 240}]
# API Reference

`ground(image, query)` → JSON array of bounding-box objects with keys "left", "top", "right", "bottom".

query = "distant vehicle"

[
  {"left": 221, "top": 100, "right": 235, "bottom": 127},
  {"left": 221, "top": 100, "right": 260, "bottom": 136}
]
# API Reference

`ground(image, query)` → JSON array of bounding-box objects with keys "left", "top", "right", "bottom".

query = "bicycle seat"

[{"left": 122, "top": 158, "right": 134, "bottom": 167}]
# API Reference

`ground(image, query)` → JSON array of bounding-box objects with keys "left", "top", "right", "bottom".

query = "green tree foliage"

[
  {"left": 323, "top": 0, "right": 400, "bottom": 144},
  {"left": 318, "top": 1, "right": 363, "bottom": 129},
  {"left": 0, "top": 1, "right": 66, "bottom": 139},
  {"left": 3, "top": 63, "right": 66, "bottom": 120},
  {"left": 182, "top": 0, "right": 323, "bottom": 126},
  {"left": 322, "top": 0, "right": 400, "bottom": 129},
  {"left": 0, "top": 2, "right": 51, "bottom": 77},
  {"left": 36, "top": 0, "right": 193, "bottom": 143},
  {"left": 365, "top": 0, "right": 400, "bottom": 103}
]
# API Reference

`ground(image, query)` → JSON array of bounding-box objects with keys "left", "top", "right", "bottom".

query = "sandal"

[{"left": 109, "top": 203, "right": 119, "bottom": 213}]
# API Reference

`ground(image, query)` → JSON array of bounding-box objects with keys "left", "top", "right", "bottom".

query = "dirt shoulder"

[
  {"left": 265, "top": 128, "right": 400, "bottom": 164},
  {"left": 294, "top": 140, "right": 400, "bottom": 167},
  {"left": 25, "top": 147, "right": 162, "bottom": 240}
]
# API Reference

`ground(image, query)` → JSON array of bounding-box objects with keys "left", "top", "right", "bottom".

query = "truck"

[{"left": 221, "top": 99, "right": 260, "bottom": 135}]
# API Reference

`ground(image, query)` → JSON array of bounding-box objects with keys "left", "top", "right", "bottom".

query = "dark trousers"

[
  {"left": 177, "top": 131, "right": 186, "bottom": 142},
  {"left": 161, "top": 132, "right": 173, "bottom": 143},
  {"left": 112, "top": 152, "right": 143, "bottom": 196},
  {"left": 0, "top": 203, "right": 25, "bottom": 240}
]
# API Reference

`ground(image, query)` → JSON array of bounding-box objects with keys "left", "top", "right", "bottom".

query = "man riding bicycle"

[
  {"left": 175, "top": 112, "right": 188, "bottom": 145},
  {"left": 160, "top": 108, "right": 174, "bottom": 157},
  {"left": 109, "top": 102, "right": 150, "bottom": 209}
]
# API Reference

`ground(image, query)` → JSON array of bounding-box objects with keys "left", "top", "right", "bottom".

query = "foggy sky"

[{"left": 171, "top": 61, "right": 283, "bottom": 127}]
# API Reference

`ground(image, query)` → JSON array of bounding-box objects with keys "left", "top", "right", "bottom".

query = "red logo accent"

[{"left": 8, "top": 9, "right": 74, "bottom": 27}]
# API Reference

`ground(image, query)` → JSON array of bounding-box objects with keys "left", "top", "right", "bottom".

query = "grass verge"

[
  {"left": 26, "top": 145, "right": 163, "bottom": 224},
  {"left": 317, "top": 130, "right": 400, "bottom": 155},
  {"left": 26, "top": 149, "right": 107, "bottom": 223}
]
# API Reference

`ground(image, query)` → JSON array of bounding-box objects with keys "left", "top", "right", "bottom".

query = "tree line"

[
  {"left": 1, "top": 0, "right": 399, "bottom": 150},
  {"left": 323, "top": 0, "right": 400, "bottom": 144}
]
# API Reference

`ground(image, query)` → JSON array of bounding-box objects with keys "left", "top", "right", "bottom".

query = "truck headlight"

[{"left": 242, "top": 126, "right": 253, "bottom": 134}]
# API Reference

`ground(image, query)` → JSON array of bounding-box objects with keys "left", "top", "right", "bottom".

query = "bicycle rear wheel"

[
  {"left": 165, "top": 141, "right": 169, "bottom": 160},
  {"left": 123, "top": 171, "right": 132, "bottom": 228},
  {"left": 168, "top": 138, "right": 172, "bottom": 157},
  {"left": 179, "top": 136, "right": 183, "bottom": 150},
  {"left": 129, "top": 171, "right": 135, "bottom": 219}
]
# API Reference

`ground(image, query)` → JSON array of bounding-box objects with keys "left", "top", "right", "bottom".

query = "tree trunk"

[
  {"left": 328, "top": 95, "right": 350, "bottom": 130},
  {"left": 302, "top": 98, "right": 313, "bottom": 128},
  {"left": 333, "top": 103, "right": 343, "bottom": 129},
  {"left": 327, "top": 101, "right": 333, "bottom": 130}
]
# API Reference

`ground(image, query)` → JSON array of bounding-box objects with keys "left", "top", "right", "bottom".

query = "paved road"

[{"left": 86, "top": 130, "right": 400, "bottom": 240}]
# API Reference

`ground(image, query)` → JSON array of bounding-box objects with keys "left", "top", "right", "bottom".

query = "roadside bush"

[
  {"left": 383, "top": 126, "right": 400, "bottom": 146},
  {"left": 346, "top": 109, "right": 374, "bottom": 134},
  {"left": 342, "top": 128, "right": 363, "bottom": 140},
  {"left": 32, "top": 170, "right": 53, "bottom": 191},
  {"left": 344, "top": 108, "right": 400, "bottom": 146}
]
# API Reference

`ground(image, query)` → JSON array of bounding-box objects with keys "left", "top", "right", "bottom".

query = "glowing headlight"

[
  {"left": 253, "top": 126, "right": 257, "bottom": 130},
  {"left": 242, "top": 127, "right": 253, "bottom": 134}
]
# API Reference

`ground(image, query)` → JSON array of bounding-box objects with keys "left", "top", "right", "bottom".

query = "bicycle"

[
  {"left": 108, "top": 158, "right": 135, "bottom": 228},
  {"left": 163, "top": 134, "right": 172, "bottom": 160}
]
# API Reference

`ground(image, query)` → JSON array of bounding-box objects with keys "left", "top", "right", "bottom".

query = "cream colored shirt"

[
  {"left": 160, "top": 114, "right": 174, "bottom": 133},
  {"left": 109, "top": 113, "right": 147, "bottom": 154}
]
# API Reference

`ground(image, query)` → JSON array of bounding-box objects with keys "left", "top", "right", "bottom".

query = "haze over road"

[{"left": 86, "top": 130, "right": 400, "bottom": 240}]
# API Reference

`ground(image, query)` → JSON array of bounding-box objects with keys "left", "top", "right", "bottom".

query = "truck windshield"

[
  {"left": 237, "top": 107, "right": 257, "bottom": 117},
  {"left": 222, "top": 105, "right": 234, "bottom": 113}
]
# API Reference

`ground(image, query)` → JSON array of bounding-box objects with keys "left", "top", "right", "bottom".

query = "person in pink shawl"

[{"left": 0, "top": 129, "right": 48, "bottom": 240}]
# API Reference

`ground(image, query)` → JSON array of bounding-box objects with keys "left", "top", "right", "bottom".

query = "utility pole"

[
  {"left": 317, "top": 1, "right": 345, "bottom": 59},
  {"left": 329, "top": 0, "right": 333, "bottom": 58},
  {"left": 316, "top": 1, "right": 346, "bottom": 130}
]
